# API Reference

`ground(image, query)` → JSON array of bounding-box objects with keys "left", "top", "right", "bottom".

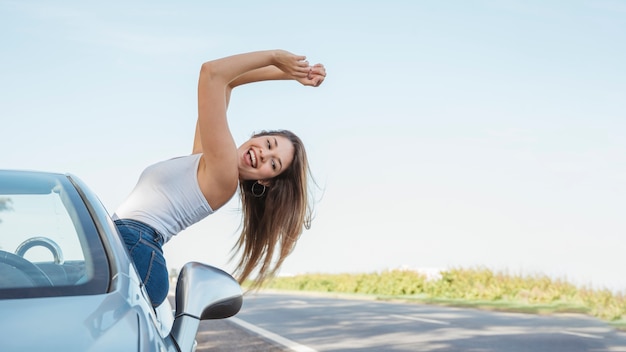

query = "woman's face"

[{"left": 237, "top": 135, "right": 295, "bottom": 182}]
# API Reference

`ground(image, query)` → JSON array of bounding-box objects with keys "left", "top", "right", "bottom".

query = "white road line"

[
  {"left": 228, "top": 317, "right": 318, "bottom": 352},
  {"left": 390, "top": 314, "right": 451, "bottom": 325},
  {"left": 559, "top": 330, "right": 604, "bottom": 339}
]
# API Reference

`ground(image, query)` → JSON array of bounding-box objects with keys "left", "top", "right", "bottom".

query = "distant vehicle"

[{"left": 0, "top": 170, "right": 242, "bottom": 352}]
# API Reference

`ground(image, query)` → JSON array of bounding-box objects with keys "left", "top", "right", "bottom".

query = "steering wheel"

[
  {"left": 15, "top": 236, "right": 64, "bottom": 265},
  {"left": 0, "top": 250, "right": 53, "bottom": 286}
]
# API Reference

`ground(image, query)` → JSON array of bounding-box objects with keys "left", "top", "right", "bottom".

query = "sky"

[{"left": 1, "top": 1, "right": 625, "bottom": 292}]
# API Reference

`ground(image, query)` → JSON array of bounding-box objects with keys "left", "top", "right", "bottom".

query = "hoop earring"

[{"left": 251, "top": 181, "right": 266, "bottom": 198}]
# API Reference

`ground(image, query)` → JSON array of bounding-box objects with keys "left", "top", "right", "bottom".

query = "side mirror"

[{"left": 170, "top": 262, "right": 243, "bottom": 351}]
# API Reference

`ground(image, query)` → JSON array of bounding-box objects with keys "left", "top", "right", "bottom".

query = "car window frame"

[{"left": 0, "top": 171, "right": 110, "bottom": 299}]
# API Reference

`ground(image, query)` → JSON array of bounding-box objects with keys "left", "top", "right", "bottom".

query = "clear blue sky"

[{"left": 2, "top": 1, "right": 625, "bottom": 291}]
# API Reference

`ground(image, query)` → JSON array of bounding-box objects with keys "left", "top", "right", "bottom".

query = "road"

[{"left": 194, "top": 291, "right": 626, "bottom": 351}]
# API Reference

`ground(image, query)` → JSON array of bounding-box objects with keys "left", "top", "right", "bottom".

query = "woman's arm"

[
  {"left": 192, "top": 51, "right": 326, "bottom": 155},
  {"left": 228, "top": 63, "right": 326, "bottom": 88},
  {"left": 193, "top": 50, "right": 317, "bottom": 207}
]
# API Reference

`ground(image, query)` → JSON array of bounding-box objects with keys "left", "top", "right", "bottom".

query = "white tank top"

[{"left": 113, "top": 154, "right": 214, "bottom": 243}]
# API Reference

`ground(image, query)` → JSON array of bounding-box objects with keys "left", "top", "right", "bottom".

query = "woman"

[{"left": 112, "top": 49, "right": 326, "bottom": 307}]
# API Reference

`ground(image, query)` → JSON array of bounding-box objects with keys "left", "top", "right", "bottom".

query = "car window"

[
  {"left": 1, "top": 193, "right": 84, "bottom": 262},
  {"left": 0, "top": 171, "right": 109, "bottom": 298}
]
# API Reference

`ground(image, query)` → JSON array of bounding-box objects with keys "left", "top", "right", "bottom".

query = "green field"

[{"left": 260, "top": 267, "right": 626, "bottom": 330}]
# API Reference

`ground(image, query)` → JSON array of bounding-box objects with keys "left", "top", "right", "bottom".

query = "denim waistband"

[{"left": 114, "top": 218, "right": 165, "bottom": 246}]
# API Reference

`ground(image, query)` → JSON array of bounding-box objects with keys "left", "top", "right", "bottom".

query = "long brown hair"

[{"left": 233, "top": 130, "right": 313, "bottom": 287}]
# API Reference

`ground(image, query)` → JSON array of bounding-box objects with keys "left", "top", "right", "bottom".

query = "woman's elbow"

[
  {"left": 200, "top": 61, "right": 231, "bottom": 87},
  {"left": 200, "top": 61, "right": 216, "bottom": 79}
]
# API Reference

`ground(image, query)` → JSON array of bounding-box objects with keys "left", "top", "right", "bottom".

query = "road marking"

[
  {"left": 559, "top": 330, "right": 604, "bottom": 339},
  {"left": 390, "top": 314, "right": 451, "bottom": 325},
  {"left": 285, "top": 300, "right": 308, "bottom": 305},
  {"left": 229, "top": 317, "right": 318, "bottom": 352}
]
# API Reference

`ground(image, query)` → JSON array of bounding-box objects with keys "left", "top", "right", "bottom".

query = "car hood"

[{"left": 0, "top": 293, "right": 144, "bottom": 352}]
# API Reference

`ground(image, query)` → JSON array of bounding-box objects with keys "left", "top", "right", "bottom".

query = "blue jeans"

[{"left": 114, "top": 219, "right": 168, "bottom": 307}]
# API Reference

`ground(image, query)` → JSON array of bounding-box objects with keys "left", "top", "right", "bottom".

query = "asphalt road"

[
  {"left": 194, "top": 319, "right": 286, "bottom": 352},
  {"left": 194, "top": 291, "right": 626, "bottom": 352}
]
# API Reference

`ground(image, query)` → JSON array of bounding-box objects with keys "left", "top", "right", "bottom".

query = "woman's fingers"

[
  {"left": 293, "top": 59, "right": 311, "bottom": 77},
  {"left": 308, "top": 63, "right": 326, "bottom": 79},
  {"left": 305, "top": 63, "right": 326, "bottom": 86},
  {"left": 314, "top": 75, "right": 325, "bottom": 87},
  {"left": 274, "top": 50, "right": 311, "bottom": 77},
  {"left": 275, "top": 50, "right": 326, "bottom": 85}
]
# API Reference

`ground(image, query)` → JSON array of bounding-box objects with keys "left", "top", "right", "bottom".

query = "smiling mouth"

[{"left": 248, "top": 149, "right": 257, "bottom": 168}]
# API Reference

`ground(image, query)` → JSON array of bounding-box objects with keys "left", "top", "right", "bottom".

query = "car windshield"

[{"left": 0, "top": 171, "right": 109, "bottom": 298}]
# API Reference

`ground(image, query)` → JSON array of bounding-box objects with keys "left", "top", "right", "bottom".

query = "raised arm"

[
  {"left": 192, "top": 51, "right": 326, "bottom": 155},
  {"left": 193, "top": 50, "right": 321, "bottom": 208}
]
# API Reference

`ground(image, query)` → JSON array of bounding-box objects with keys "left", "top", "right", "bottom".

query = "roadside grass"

[{"left": 260, "top": 267, "right": 626, "bottom": 331}]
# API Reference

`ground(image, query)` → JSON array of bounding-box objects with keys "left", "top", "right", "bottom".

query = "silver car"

[{"left": 0, "top": 170, "right": 242, "bottom": 351}]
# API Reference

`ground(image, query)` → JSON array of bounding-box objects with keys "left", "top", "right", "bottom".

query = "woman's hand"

[
  {"left": 272, "top": 50, "right": 326, "bottom": 87},
  {"left": 273, "top": 50, "right": 311, "bottom": 78},
  {"left": 291, "top": 63, "right": 326, "bottom": 87},
  {"left": 304, "top": 63, "right": 326, "bottom": 87}
]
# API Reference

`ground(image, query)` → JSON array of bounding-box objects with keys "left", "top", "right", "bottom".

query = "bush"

[{"left": 263, "top": 267, "right": 625, "bottom": 322}]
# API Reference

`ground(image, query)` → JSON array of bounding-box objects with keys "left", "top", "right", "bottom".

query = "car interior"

[{"left": 0, "top": 172, "right": 108, "bottom": 298}]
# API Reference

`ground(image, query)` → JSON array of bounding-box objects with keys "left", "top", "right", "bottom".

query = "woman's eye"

[{"left": 267, "top": 140, "right": 271, "bottom": 149}]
